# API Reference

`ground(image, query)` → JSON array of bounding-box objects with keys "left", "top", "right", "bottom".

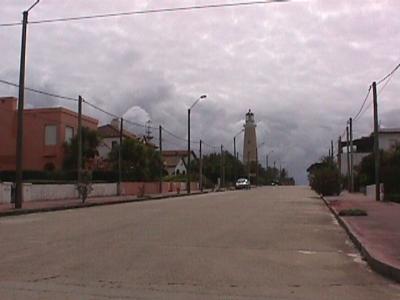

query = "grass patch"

[{"left": 338, "top": 208, "right": 368, "bottom": 217}]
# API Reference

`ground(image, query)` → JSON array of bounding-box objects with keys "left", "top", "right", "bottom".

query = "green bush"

[{"left": 308, "top": 157, "right": 341, "bottom": 196}]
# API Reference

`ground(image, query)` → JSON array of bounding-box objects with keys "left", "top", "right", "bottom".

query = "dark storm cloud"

[{"left": 1, "top": 0, "right": 400, "bottom": 184}]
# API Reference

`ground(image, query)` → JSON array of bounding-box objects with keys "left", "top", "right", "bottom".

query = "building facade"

[
  {"left": 0, "top": 97, "right": 98, "bottom": 171},
  {"left": 162, "top": 150, "right": 197, "bottom": 176},
  {"left": 339, "top": 128, "right": 400, "bottom": 176}
]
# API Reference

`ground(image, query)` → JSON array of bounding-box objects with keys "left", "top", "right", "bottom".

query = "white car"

[{"left": 235, "top": 178, "right": 251, "bottom": 190}]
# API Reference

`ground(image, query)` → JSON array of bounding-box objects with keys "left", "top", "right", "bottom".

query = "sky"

[{"left": 0, "top": 0, "right": 399, "bottom": 184}]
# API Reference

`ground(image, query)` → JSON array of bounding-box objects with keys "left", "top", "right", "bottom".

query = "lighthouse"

[{"left": 243, "top": 109, "right": 257, "bottom": 165}]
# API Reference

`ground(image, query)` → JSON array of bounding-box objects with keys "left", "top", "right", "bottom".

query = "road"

[{"left": 0, "top": 186, "right": 399, "bottom": 299}]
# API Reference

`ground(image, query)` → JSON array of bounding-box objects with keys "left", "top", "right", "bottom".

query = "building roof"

[
  {"left": 98, "top": 124, "right": 137, "bottom": 139},
  {"left": 0, "top": 96, "right": 98, "bottom": 124},
  {"left": 379, "top": 128, "right": 400, "bottom": 134},
  {"left": 161, "top": 150, "right": 197, "bottom": 168}
]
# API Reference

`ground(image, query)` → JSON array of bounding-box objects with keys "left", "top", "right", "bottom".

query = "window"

[
  {"left": 45, "top": 125, "right": 57, "bottom": 145},
  {"left": 65, "top": 126, "right": 74, "bottom": 143},
  {"left": 112, "top": 141, "right": 118, "bottom": 149}
]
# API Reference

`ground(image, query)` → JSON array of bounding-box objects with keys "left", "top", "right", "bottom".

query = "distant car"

[{"left": 235, "top": 178, "right": 250, "bottom": 190}]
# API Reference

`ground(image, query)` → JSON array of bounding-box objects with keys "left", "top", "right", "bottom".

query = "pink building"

[{"left": 0, "top": 96, "right": 98, "bottom": 171}]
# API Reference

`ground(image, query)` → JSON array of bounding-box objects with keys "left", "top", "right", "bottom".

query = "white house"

[
  {"left": 97, "top": 119, "right": 137, "bottom": 160},
  {"left": 339, "top": 128, "right": 400, "bottom": 176},
  {"left": 162, "top": 150, "right": 197, "bottom": 176}
]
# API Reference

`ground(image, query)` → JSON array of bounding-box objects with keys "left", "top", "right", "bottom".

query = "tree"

[
  {"left": 307, "top": 156, "right": 341, "bottom": 196},
  {"left": 63, "top": 127, "right": 101, "bottom": 170},
  {"left": 108, "top": 138, "right": 162, "bottom": 181},
  {"left": 193, "top": 151, "right": 245, "bottom": 186}
]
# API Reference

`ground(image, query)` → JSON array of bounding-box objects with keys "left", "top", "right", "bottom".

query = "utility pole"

[
  {"left": 159, "top": 125, "right": 163, "bottom": 193},
  {"left": 233, "top": 136, "right": 236, "bottom": 163},
  {"left": 338, "top": 136, "right": 342, "bottom": 175},
  {"left": 331, "top": 140, "right": 334, "bottom": 160},
  {"left": 15, "top": 1, "right": 40, "bottom": 208},
  {"left": 117, "top": 118, "right": 123, "bottom": 196},
  {"left": 372, "top": 82, "right": 380, "bottom": 201},
  {"left": 187, "top": 109, "right": 191, "bottom": 194},
  {"left": 199, "top": 139, "right": 203, "bottom": 192},
  {"left": 221, "top": 145, "right": 225, "bottom": 187},
  {"left": 346, "top": 125, "right": 351, "bottom": 191},
  {"left": 349, "top": 118, "right": 354, "bottom": 192},
  {"left": 77, "top": 95, "right": 83, "bottom": 185},
  {"left": 266, "top": 154, "right": 268, "bottom": 169},
  {"left": 247, "top": 152, "right": 251, "bottom": 182},
  {"left": 255, "top": 148, "right": 258, "bottom": 186}
]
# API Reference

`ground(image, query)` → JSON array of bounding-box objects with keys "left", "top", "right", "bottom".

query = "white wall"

[
  {"left": 366, "top": 184, "right": 384, "bottom": 200},
  {"left": 98, "top": 137, "right": 119, "bottom": 159},
  {"left": 0, "top": 182, "right": 118, "bottom": 203},
  {"left": 175, "top": 159, "right": 187, "bottom": 175},
  {"left": 0, "top": 182, "right": 12, "bottom": 204},
  {"left": 340, "top": 152, "right": 370, "bottom": 176},
  {"left": 379, "top": 133, "right": 400, "bottom": 151}
]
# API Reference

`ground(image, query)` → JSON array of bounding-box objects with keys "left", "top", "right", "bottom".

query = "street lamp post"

[
  {"left": 233, "top": 129, "right": 244, "bottom": 180},
  {"left": 187, "top": 95, "right": 206, "bottom": 194},
  {"left": 15, "top": 0, "right": 40, "bottom": 209}
]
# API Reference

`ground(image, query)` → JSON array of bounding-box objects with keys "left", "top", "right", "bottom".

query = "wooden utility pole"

[
  {"left": 199, "top": 140, "right": 203, "bottom": 192},
  {"left": 220, "top": 145, "right": 225, "bottom": 188},
  {"left": 346, "top": 126, "right": 351, "bottom": 191},
  {"left": 187, "top": 109, "right": 191, "bottom": 194},
  {"left": 117, "top": 118, "right": 123, "bottom": 196},
  {"left": 349, "top": 117, "right": 354, "bottom": 192},
  {"left": 372, "top": 82, "right": 380, "bottom": 201},
  {"left": 255, "top": 148, "right": 258, "bottom": 186},
  {"left": 77, "top": 95, "right": 83, "bottom": 185},
  {"left": 14, "top": 11, "right": 29, "bottom": 209},
  {"left": 331, "top": 140, "right": 334, "bottom": 160},
  {"left": 159, "top": 125, "right": 163, "bottom": 193},
  {"left": 338, "top": 136, "right": 342, "bottom": 175}
]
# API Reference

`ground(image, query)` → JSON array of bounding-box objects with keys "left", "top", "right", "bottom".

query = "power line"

[
  {"left": 82, "top": 99, "right": 119, "bottom": 119},
  {"left": 0, "top": 1, "right": 284, "bottom": 27},
  {"left": 353, "top": 85, "right": 371, "bottom": 122},
  {"left": 0, "top": 78, "right": 78, "bottom": 102},
  {"left": 376, "top": 62, "right": 400, "bottom": 86}
]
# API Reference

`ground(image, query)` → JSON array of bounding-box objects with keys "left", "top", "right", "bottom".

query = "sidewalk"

[
  {"left": 0, "top": 190, "right": 207, "bottom": 217},
  {"left": 324, "top": 192, "right": 400, "bottom": 282}
]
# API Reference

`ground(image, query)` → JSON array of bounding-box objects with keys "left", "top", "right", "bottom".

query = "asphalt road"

[{"left": 0, "top": 186, "right": 399, "bottom": 299}]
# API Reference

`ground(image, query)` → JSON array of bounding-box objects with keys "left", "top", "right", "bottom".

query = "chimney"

[
  {"left": 111, "top": 118, "right": 119, "bottom": 129},
  {"left": 0, "top": 97, "right": 17, "bottom": 111}
]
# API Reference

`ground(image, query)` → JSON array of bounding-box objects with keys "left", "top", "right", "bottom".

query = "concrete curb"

[
  {"left": 0, "top": 191, "right": 209, "bottom": 218},
  {"left": 321, "top": 195, "right": 400, "bottom": 283}
]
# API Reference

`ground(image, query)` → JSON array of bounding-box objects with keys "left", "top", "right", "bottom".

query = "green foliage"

[
  {"left": 357, "top": 144, "right": 400, "bottom": 201},
  {"left": 0, "top": 170, "right": 77, "bottom": 182},
  {"left": 196, "top": 151, "right": 245, "bottom": 185},
  {"left": 108, "top": 138, "right": 162, "bottom": 181},
  {"left": 382, "top": 144, "right": 400, "bottom": 201},
  {"left": 163, "top": 174, "right": 187, "bottom": 182},
  {"left": 308, "top": 156, "right": 341, "bottom": 196},
  {"left": 63, "top": 127, "right": 101, "bottom": 170}
]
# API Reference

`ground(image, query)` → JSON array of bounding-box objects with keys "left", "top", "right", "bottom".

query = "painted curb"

[
  {"left": 321, "top": 195, "right": 400, "bottom": 283},
  {"left": 0, "top": 191, "right": 209, "bottom": 218}
]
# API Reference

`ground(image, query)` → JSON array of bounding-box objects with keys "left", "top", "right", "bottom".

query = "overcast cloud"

[{"left": 1, "top": 0, "right": 399, "bottom": 184}]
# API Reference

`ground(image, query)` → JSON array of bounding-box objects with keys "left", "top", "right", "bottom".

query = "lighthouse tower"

[{"left": 243, "top": 109, "right": 257, "bottom": 165}]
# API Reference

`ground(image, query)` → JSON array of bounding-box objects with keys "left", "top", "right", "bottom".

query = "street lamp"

[
  {"left": 255, "top": 142, "right": 265, "bottom": 186},
  {"left": 266, "top": 150, "right": 274, "bottom": 169},
  {"left": 15, "top": 0, "right": 40, "bottom": 209},
  {"left": 187, "top": 94, "right": 207, "bottom": 194},
  {"left": 233, "top": 129, "right": 244, "bottom": 160}
]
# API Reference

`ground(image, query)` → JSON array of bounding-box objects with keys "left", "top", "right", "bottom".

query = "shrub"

[{"left": 308, "top": 157, "right": 341, "bottom": 196}]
